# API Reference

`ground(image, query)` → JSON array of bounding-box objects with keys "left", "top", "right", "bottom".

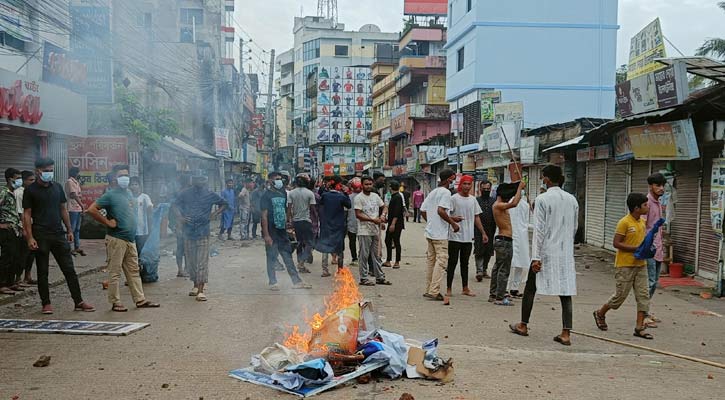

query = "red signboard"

[
  {"left": 67, "top": 136, "right": 128, "bottom": 209},
  {"left": 0, "top": 79, "right": 43, "bottom": 125},
  {"left": 404, "top": 0, "right": 447, "bottom": 16},
  {"left": 323, "top": 163, "right": 334, "bottom": 177}
]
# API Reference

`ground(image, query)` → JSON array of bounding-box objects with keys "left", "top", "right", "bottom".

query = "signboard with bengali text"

[
  {"left": 626, "top": 120, "right": 700, "bottom": 160},
  {"left": 403, "top": 0, "right": 447, "bottom": 16},
  {"left": 67, "top": 136, "right": 127, "bottom": 209}
]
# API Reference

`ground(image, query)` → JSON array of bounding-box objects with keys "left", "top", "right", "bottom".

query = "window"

[
  {"left": 0, "top": 32, "right": 25, "bottom": 52},
  {"left": 467, "top": 0, "right": 472, "bottom": 12},
  {"left": 334, "top": 45, "right": 349, "bottom": 57},
  {"left": 180, "top": 8, "right": 203, "bottom": 25},
  {"left": 180, "top": 27, "right": 194, "bottom": 43},
  {"left": 457, "top": 47, "right": 465, "bottom": 71},
  {"left": 303, "top": 39, "right": 320, "bottom": 61},
  {"left": 134, "top": 12, "right": 152, "bottom": 28}
]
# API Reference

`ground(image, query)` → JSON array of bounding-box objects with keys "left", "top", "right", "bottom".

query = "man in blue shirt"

[
  {"left": 219, "top": 179, "right": 236, "bottom": 240},
  {"left": 87, "top": 165, "right": 160, "bottom": 312},
  {"left": 173, "top": 175, "right": 227, "bottom": 301},
  {"left": 262, "top": 172, "right": 311, "bottom": 290}
]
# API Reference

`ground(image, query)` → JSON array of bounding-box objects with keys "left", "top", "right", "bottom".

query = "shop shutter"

[
  {"left": 527, "top": 165, "right": 539, "bottom": 202},
  {"left": 698, "top": 149, "right": 721, "bottom": 275},
  {"left": 631, "top": 160, "right": 650, "bottom": 194},
  {"left": 48, "top": 133, "right": 68, "bottom": 185},
  {"left": 585, "top": 161, "right": 606, "bottom": 247},
  {"left": 0, "top": 131, "right": 39, "bottom": 187},
  {"left": 604, "top": 160, "right": 631, "bottom": 251},
  {"left": 669, "top": 160, "right": 700, "bottom": 269}
]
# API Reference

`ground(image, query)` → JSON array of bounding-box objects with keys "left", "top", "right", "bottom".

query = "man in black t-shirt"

[
  {"left": 22, "top": 158, "right": 94, "bottom": 315},
  {"left": 261, "top": 172, "right": 311, "bottom": 291}
]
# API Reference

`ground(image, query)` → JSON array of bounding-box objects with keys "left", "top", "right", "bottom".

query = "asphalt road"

[{"left": 1, "top": 222, "right": 723, "bottom": 399}]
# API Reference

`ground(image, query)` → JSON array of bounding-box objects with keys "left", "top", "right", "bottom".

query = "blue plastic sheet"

[{"left": 140, "top": 203, "right": 170, "bottom": 282}]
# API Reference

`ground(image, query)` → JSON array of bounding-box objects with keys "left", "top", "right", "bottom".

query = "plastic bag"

[
  {"left": 361, "top": 329, "right": 409, "bottom": 379},
  {"left": 310, "top": 304, "right": 360, "bottom": 355},
  {"left": 251, "top": 343, "right": 304, "bottom": 375},
  {"left": 271, "top": 359, "right": 334, "bottom": 390}
]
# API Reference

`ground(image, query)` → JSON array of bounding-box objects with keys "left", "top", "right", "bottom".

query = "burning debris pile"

[{"left": 229, "top": 268, "right": 454, "bottom": 397}]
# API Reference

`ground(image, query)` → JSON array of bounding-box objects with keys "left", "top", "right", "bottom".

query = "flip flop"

[
  {"left": 554, "top": 335, "right": 572, "bottom": 346},
  {"left": 634, "top": 328, "right": 654, "bottom": 340},
  {"left": 462, "top": 290, "right": 476, "bottom": 297},
  {"left": 136, "top": 301, "right": 160, "bottom": 308},
  {"left": 196, "top": 293, "right": 207, "bottom": 302},
  {"left": 509, "top": 323, "right": 529, "bottom": 337},
  {"left": 375, "top": 280, "right": 392, "bottom": 286},
  {"left": 494, "top": 299, "right": 515, "bottom": 306},
  {"left": 112, "top": 304, "right": 128, "bottom": 312}
]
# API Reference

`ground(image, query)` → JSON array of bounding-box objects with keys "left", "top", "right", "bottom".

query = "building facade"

[
  {"left": 290, "top": 16, "right": 398, "bottom": 172},
  {"left": 445, "top": 0, "right": 619, "bottom": 127}
]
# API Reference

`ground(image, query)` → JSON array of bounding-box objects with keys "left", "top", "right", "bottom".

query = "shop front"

[{"left": 0, "top": 67, "right": 87, "bottom": 183}]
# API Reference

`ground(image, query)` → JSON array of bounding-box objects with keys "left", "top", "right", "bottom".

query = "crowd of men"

[{"left": 0, "top": 160, "right": 668, "bottom": 343}]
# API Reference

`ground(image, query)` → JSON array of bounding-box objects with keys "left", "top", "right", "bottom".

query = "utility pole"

[{"left": 264, "top": 49, "right": 276, "bottom": 151}]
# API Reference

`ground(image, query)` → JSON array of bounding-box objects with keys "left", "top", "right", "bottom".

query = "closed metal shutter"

[
  {"left": 604, "top": 160, "right": 631, "bottom": 251},
  {"left": 527, "top": 166, "right": 539, "bottom": 202},
  {"left": 48, "top": 133, "right": 68, "bottom": 185},
  {"left": 670, "top": 160, "right": 700, "bottom": 269},
  {"left": 698, "top": 149, "right": 721, "bottom": 275},
  {"left": 586, "top": 160, "right": 606, "bottom": 247},
  {"left": 0, "top": 131, "right": 39, "bottom": 187},
  {"left": 631, "top": 160, "right": 650, "bottom": 194}
]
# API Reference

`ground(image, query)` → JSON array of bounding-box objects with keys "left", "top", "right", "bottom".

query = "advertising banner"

[
  {"left": 324, "top": 146, "right": 370, "bottom": 164},
  {"left": 485, "top": 125, "right": 502, "bottom": 152},
  {"left": 614, "top": 130, "right": 634, "bottom": 162},
  {"left": 67, "top": 136, "right": 127, "bottom": 209},
  {"left": 403, "top": 0, "right": 447, "bottom": 16},
  {"left": 42, "top": 41, "right": 87, "bottom": 93},
  {"left": 418, "top": 145, "right": 446, "bottom": 165},
  {"left": 710, "top": 158, "right": 725, "bottom": 237},
  {"left": 520, "top": 136, "right": 539, "bottom": 165},
  {"left": 616, "top": 65, "right": 685, "bottom": 117},
  {"left": 450, "top": 112, "right": 463, "bottom": 135},
  {"left": 315, "top": 66, "right": 372, "bottom": 145},
  {"left": 480, "top": 91, "right": 502, "bottom": 124},
  {"left": 0, "top": 67, "right": 87, "bottom": 137},
  {"left": 626, "top": 119, "right": 700, "bottom": 160},
  {"left": 214, "top": 128, "right": 231, "bottom": 158},
  {"left": 627, "top": 18, "right": 667, "bottom": 80},
  {"left": 70, "top": 5, "right": 113, "bottom": 104},
  {"left": 494, "top": 102, "right": 523, "bottom": 149},
  {"left": 391, "top": 106, "right": 408, "bottom": 137}
]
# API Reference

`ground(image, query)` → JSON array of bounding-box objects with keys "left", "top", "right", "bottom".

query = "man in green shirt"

[{"left": 87, "top": 165, "right": 160, "bottom": 312}]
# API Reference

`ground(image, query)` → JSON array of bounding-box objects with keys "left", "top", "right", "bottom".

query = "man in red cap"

[{"left": 444, "top": 175, "right": 487, "bottom": 305}]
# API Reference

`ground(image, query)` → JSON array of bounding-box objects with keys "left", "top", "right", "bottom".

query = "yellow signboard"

[
  {"left": 626, "top": 120, "right": 699, "bottom": 160},
  {"left": 627, "top": 18, "right": 667, "bottom": 80}
]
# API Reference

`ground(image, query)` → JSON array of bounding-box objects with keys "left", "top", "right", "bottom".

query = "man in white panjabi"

[
  {"left": 509, "top": 165, "right": 578, "bottom": 346},
  {"left": 507, "top": 192, "right": 531, "bottom": 297}
]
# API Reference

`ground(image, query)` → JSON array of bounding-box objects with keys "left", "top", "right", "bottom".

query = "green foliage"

[
  {"left": 116, "top": 86, "right": 179, "bottom": 149},
  {"left": 691, "top": 2, "right": 725, "bottom": 88}
]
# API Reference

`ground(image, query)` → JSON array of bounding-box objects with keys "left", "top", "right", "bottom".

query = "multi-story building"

[
  {"left": 0, "top": 0, "right": 87, "bottom": 183},
  {"left": 290, "top": 16, "right": 398, "bottom": 173},
  {"left": 445, "top": 0, "right": 618, "bottom": 136},
  {"left": 370, "top": 20, "right": 449, "bottom": 190}
]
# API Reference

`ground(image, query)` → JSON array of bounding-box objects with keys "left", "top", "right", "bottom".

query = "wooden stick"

[
  {"left": 499, "top": 123, "right": 522, "bottom": 181},
  {"left": 571, "top": 330, "right": 725, "bottom": 369}
]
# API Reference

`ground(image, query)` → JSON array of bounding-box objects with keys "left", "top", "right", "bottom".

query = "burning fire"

[{"left": 283, "top": 268, "right": 363, "bottom": 354}]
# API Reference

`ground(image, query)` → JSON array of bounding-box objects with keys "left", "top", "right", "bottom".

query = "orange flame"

[{"left": 283, "top": 267, "right": 363, "bottom": 354}]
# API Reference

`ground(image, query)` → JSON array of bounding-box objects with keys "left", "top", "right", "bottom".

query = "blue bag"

[
  {"left": 140, "top": 203, "right": 170, "bottom": 282},
  {"left": 634, "top": 218, "right": 665, "bottom": 260}
]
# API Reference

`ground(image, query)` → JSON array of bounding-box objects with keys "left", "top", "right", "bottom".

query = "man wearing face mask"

[
  {"left": 0, "top": 168, "right": 24, "bottom": 295},
  {"left": 174, "top": 175, "right": 228, "bottom": 301},
  {"left": 87, "top": 166, "right": 160, "bottom": 312},
  {"left": 474, "top": 181, "right": 496, "bottom": 281},
  {"left": 23, "top": 158, "right": 94, "bottom": 314},
  {"left": 261, "top": 172, "right": 312, "bottom": 290}
]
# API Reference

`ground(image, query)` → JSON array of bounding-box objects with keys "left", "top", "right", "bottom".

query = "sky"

[{"left": 236, "top": 0, "right": 725, "bottom": 83}]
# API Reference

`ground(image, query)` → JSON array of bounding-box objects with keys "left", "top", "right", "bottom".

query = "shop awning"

[
  {"left": 543, "top": 135, "right": 584, "bottom": 152},
  {"left": 162, "top": 137, "right": 217, "bottom": 160},
  {"left": 656, "top": 57, "right": 725, "bottom": 84},
  {"left": 446, "top": 143, "right": 480, "bottom": 155}
]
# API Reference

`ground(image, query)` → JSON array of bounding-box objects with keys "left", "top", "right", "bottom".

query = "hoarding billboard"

[
  {"left": 627, "top": 18, "right": 667, "bottom": 80},
  {"left": 404, "top": 0, "right": 447, "bottom": 16}
]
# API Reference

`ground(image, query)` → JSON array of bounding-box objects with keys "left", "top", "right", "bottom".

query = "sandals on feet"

[
  {"left": 554, "top": 335, "right": 572, "bottom": 346},
  {"left": 634, "top": 327, "right": 654, "bottom": 340},
  {"left": 359, "top": 280, "right": 375, "bottom": 286},
  {"left": 462, "top": 290, "right": 476, "bottom": 297},
  {"left": 112, "top": 304, "right": 128, "bottom": 312},
  {"left": 509, "top": 323, "right": 529, "bottom": 337},
  {"left": 196, "top": 293, "right": 207, "bottom": 302},
  {"left": 494, "top": 298, "right": 515, "bottom": 306},
  {"left": 375, "top": 280, "right": 392, "bottom": 286},
  {"left": 593, "top": 310, "right": 608, "bottom": 331},
  {"left": 136, "top": 301, "right": 160, "bottom": 308}
]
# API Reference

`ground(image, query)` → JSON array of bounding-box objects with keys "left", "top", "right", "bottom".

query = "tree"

[{"left": 693, "top": 1, "right": 725, "bottom": 87}]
